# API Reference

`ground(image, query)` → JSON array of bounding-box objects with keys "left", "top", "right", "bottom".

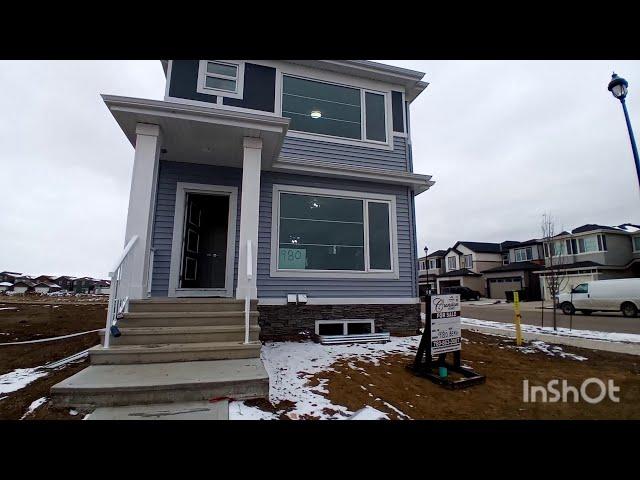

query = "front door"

[{"left": 178, "top": 193, "right": 230, "bottom": 295}]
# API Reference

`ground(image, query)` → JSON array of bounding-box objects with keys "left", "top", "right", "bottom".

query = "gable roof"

[
  {"left": 571, "top": 224, "right": 620, "bottom": 234},
  {"left": 454, "top": 241, "right": 502, "bottom": 254},
  {"left": 439, "top": 268, "right": 482, "bottom": 278},
  {"left": 482, "top": 261, "right": 543, "bottom": 273},
  {"left": 426, "top": 249, "right": 447, "bottom": 258}
]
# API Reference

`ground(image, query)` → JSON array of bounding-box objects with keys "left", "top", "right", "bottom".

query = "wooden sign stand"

[{"left": 407, "top": 295, "right": 486, "bottom": 389}]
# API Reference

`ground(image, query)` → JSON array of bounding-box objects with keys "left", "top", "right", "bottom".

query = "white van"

[{"left": 556, "top": 278, "right": 640, "bottom": 317}]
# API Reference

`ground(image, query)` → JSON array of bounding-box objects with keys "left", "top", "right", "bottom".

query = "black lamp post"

[
  {"left": 424, "top": 245, "right": 429, "bottom": 295},
  {"left": 608, "top": 72, "right": 640, "bottom": 192}
]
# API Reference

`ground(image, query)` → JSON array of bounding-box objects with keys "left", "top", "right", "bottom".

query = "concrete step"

[
  {"left": 118, "top": 310, "right": 258, "bottom": 328},
  {"left": 99, "top": 325, "right": 261, "bottom": 345},
  {"left": 51, "top": 358, "right": 269, "bottom": 409},
  {"left": 87, "top": 400, "right": 230, "bottom": 420},
  {"left": 89, "top": 341, "right": 262, "bottom": 365},
  {"left": 129, "top": 298, "right": 258, "bottom": 313}
]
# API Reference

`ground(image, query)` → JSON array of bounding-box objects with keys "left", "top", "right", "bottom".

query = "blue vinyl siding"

[
  {"left": 280, "top": 135, "right": 410, "bottom": 172},
  {"left": 257, "top": 171, "right": 416, "bottom": 298},
  {"left": 150, "top": 161, "right": 242, "bottom": 297},
  {"left": 150, "top": 163, "right": 417, "bottom": 299}
]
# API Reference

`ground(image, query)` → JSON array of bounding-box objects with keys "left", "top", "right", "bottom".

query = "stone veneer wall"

[{"left": 257, "top": 304, "right": 422, "bottom": 340}]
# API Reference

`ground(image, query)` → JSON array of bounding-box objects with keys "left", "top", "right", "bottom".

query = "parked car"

[
  {"left": 441, "top": 286, "right": 481, "bottom": 301},
  {"left": 556, "top": 278, "right": 640, "bottom": 317}
]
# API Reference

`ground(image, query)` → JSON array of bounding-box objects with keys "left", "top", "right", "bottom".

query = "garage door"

[{"left": 488, "top": 277, "right": 522, "bottom": 299}]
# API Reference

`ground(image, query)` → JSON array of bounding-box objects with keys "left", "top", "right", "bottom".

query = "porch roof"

[{"left": 102, "top": 95, "right": 290, "bottom": 168}]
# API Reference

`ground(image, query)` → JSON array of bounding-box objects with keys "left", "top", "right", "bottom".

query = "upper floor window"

[
  {"left": 282, "top": 75, "right": 387, "bottom": 144},
  {"left": 197, "top": 60, "right": 245, "bottom": 99},
  {"left": 447, "top": 256, "right": 457, "bottom": 270},
  {"left": 514, "top": 247, "right": 533, "bottom": 262},
  {"left": 545, "top": 234, "right": 607, "bottom": 257},
  {"left": 634, "top": 236, "right": 640, "bottom": 252},
  {"left": 428, "top": 259, "right": 441, "bottom": 269},
  {"left": 462, "top": 254, "right": 473, "bottom": 269},
  {"left": 502, "top": 253, "right": 510, "bottom": 265}
]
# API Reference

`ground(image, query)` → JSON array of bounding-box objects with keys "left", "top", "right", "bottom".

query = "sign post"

[
  {"left": 409, "top": 294, "right": 485, "bottom": 389},
  {"left": 513, "top": 291, "right": 523, "bottom": 346}
]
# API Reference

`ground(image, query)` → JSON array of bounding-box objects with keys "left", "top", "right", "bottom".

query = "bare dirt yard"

[
  {"left": 0, "top": 294, "right": 106, "bottom": 420},
  {"left": 304, "top": 331, "right": 640, "bottom": 420}
]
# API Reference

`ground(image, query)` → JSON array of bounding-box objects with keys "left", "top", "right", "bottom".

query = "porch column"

[
  {"left": 236, "top": 136, "right": 262, "bottom": 300},
  {"left": 124, "top": 123, "right": 162, "bottom": 300}
]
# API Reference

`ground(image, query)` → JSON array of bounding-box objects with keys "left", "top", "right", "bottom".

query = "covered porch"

[{"left": 103, "top": 95, "right": 290, "bottom": 303}]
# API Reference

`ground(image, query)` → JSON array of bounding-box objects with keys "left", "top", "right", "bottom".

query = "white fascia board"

[
  {"left": 102, "top": 95, "right": 290, "bottom": 146},
  {"left": 272, "top": 157, "right": 435, "bottom": 194}
]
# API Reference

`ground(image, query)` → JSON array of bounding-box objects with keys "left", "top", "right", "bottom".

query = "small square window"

[{"left": 197, "top": 60, "right": 244, "bottom": 99}]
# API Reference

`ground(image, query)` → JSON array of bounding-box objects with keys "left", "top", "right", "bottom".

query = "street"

[{"left": 459, "top": 301, "right": 640, "bottom": 335}]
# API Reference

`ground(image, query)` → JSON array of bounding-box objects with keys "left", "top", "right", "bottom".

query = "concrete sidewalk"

[
  {"left": 87, "top": 400, "right": 229, "bottom": 420},
  {"left": 462, "top": 323, "right": 640, "bottom": 356}
]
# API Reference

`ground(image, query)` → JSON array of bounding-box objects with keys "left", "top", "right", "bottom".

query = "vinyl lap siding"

[
  {"left": 150, "top": 161, "right": 242, "bottom": 297},
  {"left": 279, "top": 135, "right": 409, "bottom": 172},
  {"left": 257, "top": 171, "right": 416, "bottom": 298}
]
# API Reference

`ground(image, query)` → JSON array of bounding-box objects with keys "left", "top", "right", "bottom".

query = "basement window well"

[{"left": 315, "top": 319, "right": 375, "bottom": 336}]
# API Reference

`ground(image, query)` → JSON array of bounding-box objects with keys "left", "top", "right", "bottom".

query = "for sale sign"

[{"left": 430, "top": 294, "right": 462, "bottom": 355}]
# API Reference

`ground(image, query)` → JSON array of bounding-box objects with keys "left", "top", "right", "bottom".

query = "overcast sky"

[{"left": 1, "top": 60, "right": 639, "bottom": 278}]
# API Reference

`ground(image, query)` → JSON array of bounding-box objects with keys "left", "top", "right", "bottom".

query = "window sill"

[
  {"left": 285, "top": 130, "right": 394, "bottom": 151},
  {"left": 269, "top": 269, "right": 399, "bottom": 280}
]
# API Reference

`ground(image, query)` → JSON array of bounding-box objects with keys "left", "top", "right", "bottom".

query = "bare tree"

[{"left": 541, "top": 213, "right": 569, "bottom": 331}]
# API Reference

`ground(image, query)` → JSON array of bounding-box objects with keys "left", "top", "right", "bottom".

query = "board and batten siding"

[
  {"left": 150, "top": 162, "right": 418, "bottom": 299},
  {"left": 280, "top": 135, "right": 410, "bottom": 172},
  {"left": 150, "top": 161, "right": 242, "bottom": 297},
  {"left": 257, "top": 171, "right": 418, "bottom": 298}
]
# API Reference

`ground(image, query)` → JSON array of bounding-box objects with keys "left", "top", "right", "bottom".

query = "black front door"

[{"left": 179, "top": 193, "right": 229, "bottom": 291}]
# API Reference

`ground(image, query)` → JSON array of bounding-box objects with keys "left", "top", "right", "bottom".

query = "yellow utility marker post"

[{"left": 513, "top": 291, "right": 523, "bottom": 346}]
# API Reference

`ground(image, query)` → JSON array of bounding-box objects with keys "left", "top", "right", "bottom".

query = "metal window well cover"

[{"left": 318, "top": 332, "right": 391, "bottom": 345}]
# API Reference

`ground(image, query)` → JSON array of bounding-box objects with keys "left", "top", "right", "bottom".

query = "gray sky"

[{"left": 1, "top": 60, "right": 639, "bottom": 277}]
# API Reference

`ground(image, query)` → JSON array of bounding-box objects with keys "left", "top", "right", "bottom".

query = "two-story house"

[
  {"left": 537, "top": 223, "right": 640, "bottom": 299},
  {"left": 51, "top": 60, "right": 435, "bottom": 411},
  {"left": 482, "top": 239, "right": 545, "bottom": 300},
  {"left": 437, "top": 241, "right": 504, "bottom": 295}
]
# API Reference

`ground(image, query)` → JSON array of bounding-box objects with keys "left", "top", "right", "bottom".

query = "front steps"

[
  {"left": 52, "top": 358, "right": 269, "bottom": 409},
  {"left": 51, "top": 298, "right": 268, "bottom": 411}
]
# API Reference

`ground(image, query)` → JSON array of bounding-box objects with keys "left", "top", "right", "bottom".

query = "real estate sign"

[{"left": 430, "top": 294, "right": 462, "bottom": 356}]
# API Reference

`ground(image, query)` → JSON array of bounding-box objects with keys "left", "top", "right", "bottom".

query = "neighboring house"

[
  {"left": 34, "top": 275, "right": 55, "bottom": 284},
  {"left": 0, "top": 281, "right": 13, "bottom": 292},
  {"left": 51, "top": 60, "right": 436, "bottom": 410},
  {"left": 12, "top": 280, "right": 35, "bottom": 294},
  {"left": 437, "top": 241, "right": 504, "bottom": 295},
  {"left": 0, "top": 271, "right": 21, "bottom": 283},
  {"left": 73, "top": 277, "right": 98, "bottom": 293},
  {"left": 94, "top": 279, "right": 111, "bottom": 295},
  {"left": 536, "top": 223, "right": 640, "bottom": 299},
  {"left": 482, "top": 239, "right": 545, "bottom": 300},
  {"left": 418, "top": 249, "right": 446, "bottom": 296},
  {"left": 52, "top": 276, "right": 76, "bottom": 291},
  {"left": 34, "top": 282, "right": 62, "bottom": 294}
]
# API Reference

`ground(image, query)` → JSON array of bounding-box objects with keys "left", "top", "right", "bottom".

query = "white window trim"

[
  {"left": 462, "top": 254, "right": 473, "bottom": 269},
  {"left": 168, "top": 183, "right": 238, "bottom": 298},
  {"left": 269, "top": 184, "right": 399, "bottom": 279},
  {"left": 279, "top": 72, "right": 393, "bottom": 151},
  {"left": 196, "top": 60, "right": 245, "bottom": 100},
  {"left": 447, "top": 256, "right": 457, "bottom": 271},
  {"left": 514, "top": 247, "right": 533, "bottom": 262}
]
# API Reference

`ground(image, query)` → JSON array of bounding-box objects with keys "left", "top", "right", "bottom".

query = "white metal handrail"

[
  {"left": 244, "top": 239, "right": 252, "bottom": 344},
  {"left": 104, "top": 235, "right": 139, "bottom": 349}
]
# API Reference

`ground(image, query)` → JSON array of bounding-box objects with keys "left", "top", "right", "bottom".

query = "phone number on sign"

[{"left": 432, "top": 338, "right": 461, "bottom": 348}]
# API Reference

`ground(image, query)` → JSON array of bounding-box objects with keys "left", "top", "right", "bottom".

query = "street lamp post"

[
  {"left": 424, "top": 245, "right": 429, "bottom": 295},
  {"left": 608, "top": 72, "right": 640, "bottom": 192}
]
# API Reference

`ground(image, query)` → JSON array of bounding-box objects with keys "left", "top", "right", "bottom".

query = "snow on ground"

[
  {"left": 461, "top": 317, "right": 640, "bottom": 344},
  {"left": 230, "top": 336, "right": 420, "bottom": 420},
  {"left": 508, "top": 340, "right": 588, "bottom": 361},
  {"left": 0, "top": 307, "right": 18, "bottom": 311},
  {"left": 20, "top": 396, "right": 47, "bottom": 419},
  {"left": 349, "top": 406, "right": 390, "bottom": 420},
  {"left": 0, "top": 368, "right": 48, "bottom": 395}
]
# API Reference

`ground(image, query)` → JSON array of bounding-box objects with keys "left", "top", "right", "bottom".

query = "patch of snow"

[
  {"left": 20, "top": 397, "right": 47, "bottom": 419},
  {"left": 230, "top": 336, "right": 420, "bottom": 421},
  {"left": 69, "top": 409, "right": 78, "bottom": 416},
  {"left": 509, "top": 341, "right": 588, "bottom": 361},
  {"left": 347, "top": 406, "right": 390, "bottom": 420},
  {"left": 0, "top": 368, "right": 48, "bottom": 395},
  {"left": 461, "top": 317, "right": 640, "bottom": 344},
  {"left": 0, "top": 307, "right": 18, "bottom": 311}
]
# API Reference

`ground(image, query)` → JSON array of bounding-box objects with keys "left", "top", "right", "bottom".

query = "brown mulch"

[{"left": 306, "top": 331, "right": 640, "bottom": 420}]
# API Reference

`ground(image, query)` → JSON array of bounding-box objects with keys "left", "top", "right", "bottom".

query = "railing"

[
  {"left": 244, "top": 239, "right": 252, "bottom": 344},
  {"left": 104, "top": 235, "right": 139, "bottom": 349}
]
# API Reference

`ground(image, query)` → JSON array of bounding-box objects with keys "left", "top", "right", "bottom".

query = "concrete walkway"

[
  {"left": 87, "top": 400, "right": 229, "bottom": 420},
  {"left": 463, "top": 323, "right": 640, "bottom": 356}
]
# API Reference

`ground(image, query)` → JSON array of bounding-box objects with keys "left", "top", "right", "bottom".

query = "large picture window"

[
  {"left": 273, "top": 187, "right": 397, "bottom": 276},
  {"left": 282, "top": 75, "right": 388, "bottom": 144}
]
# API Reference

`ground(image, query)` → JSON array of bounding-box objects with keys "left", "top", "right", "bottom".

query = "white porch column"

[
  {"left": 124, "top": 123, "right": 162, "bottom": 300},
  {"left": 236, "top": 136, "right": 262, "bottom": 300}
]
